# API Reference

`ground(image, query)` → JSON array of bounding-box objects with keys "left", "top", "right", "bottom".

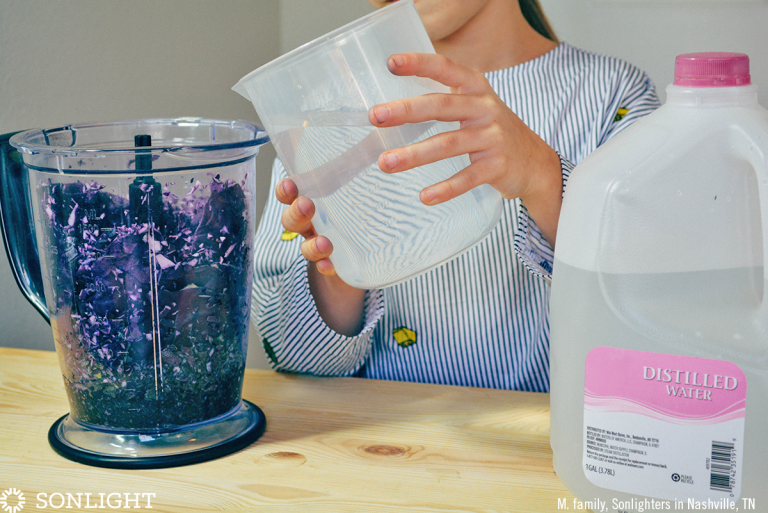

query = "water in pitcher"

[
  {"left": 549, "top": 261, "right": 768, "bottom": 509},
  {"left": 273, "top": 115, "right": 501, "bottom": 288}
]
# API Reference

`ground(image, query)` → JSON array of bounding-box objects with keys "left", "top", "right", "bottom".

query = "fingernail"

[
  {"left": 317, "top": 259, "right": 336, "bottom": 276},
  {"left": 383, "top": 152, "right": 398, "bottom": 170},
  {"left": 422, "top": 189, "right": 437, "bottom": 204},
  {"left": 315, "top": 236, "right": 332, "bottom": 255},
  {"left": 280, "top": 178, "right": 297, "bottom": 197},
  {"left": 389, "top": 55, "right": 405, "bottom": 68},
  {"left": 296, "top": 197, "right": 312, "bottom": 217},
  {"left": 372, "top": 105, "right": 390, "bottom": 124}
]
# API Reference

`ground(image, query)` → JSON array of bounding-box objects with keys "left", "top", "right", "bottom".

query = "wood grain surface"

[{"left": 0, "top": 347, "right": 578, "bottom": 512}]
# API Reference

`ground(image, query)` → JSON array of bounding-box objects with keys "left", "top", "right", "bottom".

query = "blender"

[{"left": 0, "top": 118, "right": 269, "bottom": 469}]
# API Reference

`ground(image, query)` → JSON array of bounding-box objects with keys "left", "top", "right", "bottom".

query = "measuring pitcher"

[{"left": 233, "top": 0, "right": 502, "bottom": 289}]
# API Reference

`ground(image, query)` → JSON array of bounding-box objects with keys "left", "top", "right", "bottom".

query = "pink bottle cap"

[{"left": 674, "top": 52, "right": 751, "bottom": 87}]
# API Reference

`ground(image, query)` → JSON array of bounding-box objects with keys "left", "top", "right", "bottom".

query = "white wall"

[
  {"left": 539, "top": 0, "right": 768, "bottom": 105},
  {"left": 278, "top": 0, "right": 374, "bottom": 53}
]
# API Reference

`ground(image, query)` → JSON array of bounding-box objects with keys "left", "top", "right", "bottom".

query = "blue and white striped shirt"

[{"left": 250, "top": 42, "right": 660, "bottom": 392}]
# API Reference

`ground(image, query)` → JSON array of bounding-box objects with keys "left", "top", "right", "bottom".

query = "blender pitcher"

[{"left": 1, "top": 118, "right": 269, "bottom": 469}]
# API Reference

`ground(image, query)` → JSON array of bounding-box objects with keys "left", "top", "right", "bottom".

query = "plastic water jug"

[
  {"left": 550, "top": 53, "right": 768, "bottom": 509},
  {"left": 233, "top": 0, "right": 502, "bottom": 289}
]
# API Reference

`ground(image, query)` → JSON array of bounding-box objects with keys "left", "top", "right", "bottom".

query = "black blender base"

[{"left": 48, "top": 400, "right": 266, "bottom": 469}]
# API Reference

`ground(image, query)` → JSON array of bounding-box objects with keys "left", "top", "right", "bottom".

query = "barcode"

[{"left": 710, "top": 441, "right": 735, "bottom": 492}]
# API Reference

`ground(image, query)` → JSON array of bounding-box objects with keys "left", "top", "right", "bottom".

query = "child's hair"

[{"left": 519, "top": 0, "right": 558, "bottom": 42}]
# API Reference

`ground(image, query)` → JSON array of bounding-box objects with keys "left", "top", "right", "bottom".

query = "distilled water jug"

[{"left": 550, "top": 53, "right": 768, "bottom": 509}]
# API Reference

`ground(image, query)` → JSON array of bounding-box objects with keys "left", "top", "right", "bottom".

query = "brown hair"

[{"left": 519, "top": 0, "right": 558, "bottom": 42}]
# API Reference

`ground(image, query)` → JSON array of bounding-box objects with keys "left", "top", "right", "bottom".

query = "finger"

[
  {"left": 386, "top": 52, "right": 481, "bottom": 91},
  {"left": 300, "top": 235, "right": 333, "bottom": 263},
  {"left": 419, "top": 161, "right": 488, "bottom": 206},
  {"left": 314, "top": 258, "right": 336, "bottom": 276},
  {"left": 275, "top": 178, "right": 299, "bottom": 205},
  {"left": 370, "top": 91, "right": 485, "bottom": 127},
  {"left": 281, "top": 196, "right": 316, "bottom": 237},
  {"left": 377, "top": 125, "right": 484, "bottom": 173}
]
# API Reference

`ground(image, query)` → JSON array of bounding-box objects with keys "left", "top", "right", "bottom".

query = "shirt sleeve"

[
  {"left": 250, "top": 157, "right": 385, "bottom": 375},
  {"left": 513, "top": 59, "right": 660, "bottom": 281},
  {"left": 513, "top": 153, "right": 575, "bottom": 282},
  {"left": 598, "top": 61, "right": 662, "bottom": 144}
]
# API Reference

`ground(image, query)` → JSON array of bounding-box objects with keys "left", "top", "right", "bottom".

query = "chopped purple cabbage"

[{"left": 41, "top": 175, "right": 252, "bottom": 431}]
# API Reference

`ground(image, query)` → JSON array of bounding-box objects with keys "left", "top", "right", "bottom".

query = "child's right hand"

[{"left": 275, "top": 177, "right": 337, "bottom": 276}]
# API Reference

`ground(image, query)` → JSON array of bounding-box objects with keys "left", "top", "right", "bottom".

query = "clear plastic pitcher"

[
  {"left": 233, "top": 0, "right": 502, "bottom": 289},
  {"left": 3, "top": 118, "right": 269, "bottom": 468},
  {"left": 550, "top": 53, "right": 768, "bottom": 508}
]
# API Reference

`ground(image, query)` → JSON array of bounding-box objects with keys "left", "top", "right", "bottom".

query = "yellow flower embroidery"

[
  {"left": 393, "top": 327, "right": 417, "bottom": 348},
  {"left": 281, "top": 230, "right": 299, "bottom": 241},
  {"left": 614, "top": 107, "right": 629, "bottom": 122}
]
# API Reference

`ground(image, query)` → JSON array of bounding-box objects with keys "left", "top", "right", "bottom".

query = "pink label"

[{"left": 585, "top": 347, "right": 746, "bottom": 425}]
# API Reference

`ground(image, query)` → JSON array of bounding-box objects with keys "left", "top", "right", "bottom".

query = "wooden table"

[{"left": 0, "top": 347, "right": 577, "bottom": 512}]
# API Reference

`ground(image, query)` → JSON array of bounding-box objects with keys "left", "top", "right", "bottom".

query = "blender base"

[{"left": 48, "top": 399, "right": 266, "bottom": 469}]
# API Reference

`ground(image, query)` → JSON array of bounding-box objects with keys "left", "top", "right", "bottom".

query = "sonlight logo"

[
  {"left": 0, "top": 490, "right": 155, "bottom": 510},
  {"left": 36, "top": 493, "right": 155, "bottom": 509},
  {"left": 0, "top": 489, "right": 25, "bottom": 513}
]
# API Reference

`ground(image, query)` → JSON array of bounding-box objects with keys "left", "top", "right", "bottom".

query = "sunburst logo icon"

[{"left": 0, "top": 489, "right": 24, "bottom": 513}]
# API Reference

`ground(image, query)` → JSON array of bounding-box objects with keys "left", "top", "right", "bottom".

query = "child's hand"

[
  {"left": 369, "top": 52, "right": 563, "bottom": 246},
  {"left": 275, "top": 178, "right": 337, "bottom": 276},
  {"left": 276, "top": 177, "right": 366, "bottom": 335}
]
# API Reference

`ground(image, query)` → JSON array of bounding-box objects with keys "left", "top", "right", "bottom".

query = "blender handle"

[{"left": 0, "top": 131, "right": 50, "bottom": 324}]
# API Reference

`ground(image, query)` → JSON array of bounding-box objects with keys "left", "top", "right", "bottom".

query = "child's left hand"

[{"left": 368, "top": 52, "right": 563, "bottom": 246}]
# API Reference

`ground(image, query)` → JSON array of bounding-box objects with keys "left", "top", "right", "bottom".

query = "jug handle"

[
  {"left": 0, "top": 131, "right": 50, "bottom": 324},
  {"left": 732, "top": 119, "right": 768, "bottom": 312},
  {"left": 758, "top": 139, "right": 768, "bottom": 311}
]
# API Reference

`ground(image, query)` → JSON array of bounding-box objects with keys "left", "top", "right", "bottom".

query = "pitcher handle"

[{"left": 0, "top": 131, "right": 50, "bottom": 324}]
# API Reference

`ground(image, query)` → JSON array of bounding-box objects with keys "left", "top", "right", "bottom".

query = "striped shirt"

[{"left": 250, "top": 42, "right": 660, "bottom": 392}]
